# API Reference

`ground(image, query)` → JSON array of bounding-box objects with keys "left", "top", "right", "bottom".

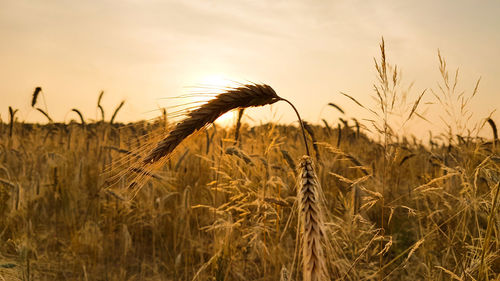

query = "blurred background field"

[{"left": 1, "top": 109, "right": 499, "bottom": 280}]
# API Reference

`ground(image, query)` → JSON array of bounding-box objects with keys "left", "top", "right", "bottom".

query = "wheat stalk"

[
  {"left": 71, "top": 109, "right": 86, "bottom": 127},
  {"left": 97, "top": 91, "right": 105, "bottom": 121},
  {"left": 36, "top": 108, "right": 53, "bottom": 123},
  {"left": 110, "top": 100, "right": 125, "bottom": 125},
  {"left": 143, "top": 83, "right": 281, "bottom": 163},
  {"left": 298, "top": 156, "right": 327, "bottom": 281},
  {"left": 234, "top": 108, "right": 245, "bottom": 143},
  {"left": 8, "top": 106, "right": 18, "bottom": 138}
]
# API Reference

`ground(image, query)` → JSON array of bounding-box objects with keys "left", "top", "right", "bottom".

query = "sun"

[{"left": 190, "top": 74, "right": 243, "bottom": 127}]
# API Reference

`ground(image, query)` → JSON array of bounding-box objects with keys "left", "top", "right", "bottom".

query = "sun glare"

[{"left": 188, "top": 74, "right": 243, "bottom": 127}]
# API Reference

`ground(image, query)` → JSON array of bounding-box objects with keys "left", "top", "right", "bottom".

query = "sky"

[{"left": 1, "top": 0, "right": 499, "bottom": 137}]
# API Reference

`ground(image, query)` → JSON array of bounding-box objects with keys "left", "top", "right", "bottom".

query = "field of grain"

[{"left": 1, "top": 44, "right": 499, "bottom": 281}]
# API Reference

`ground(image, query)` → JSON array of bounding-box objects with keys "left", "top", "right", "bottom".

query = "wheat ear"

[
  {"left": 32, "top": 87, "right": 42, "bottom": 107},
  {"left": 144, "top": 83, "right": 280, "bottom": 163},
  {"left": 298, "top": 156, "right": 327, "bottom": 281},
  {"left": 487, "top": 118, "right": 498, "bottom": 141}
]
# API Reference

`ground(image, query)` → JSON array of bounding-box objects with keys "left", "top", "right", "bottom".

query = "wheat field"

[{"left": 1, "top": 42, "right": 499, "bottom": 281}]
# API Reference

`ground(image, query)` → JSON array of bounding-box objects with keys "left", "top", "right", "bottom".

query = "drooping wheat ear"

[
  {"left": 71, "top": 109, "right": 86, "bottom": 127},
  {"left": 144, "top": 83, "right": 281, "bottom": 163},
  {"left": 327, "top": 102, "right": 345, "bottom": 114},
  {"left": 298, "top": 156, "right": 327, "bottom": 281},
  {"left": 487, "top": 118, "right": 498, "bottom": 140}
]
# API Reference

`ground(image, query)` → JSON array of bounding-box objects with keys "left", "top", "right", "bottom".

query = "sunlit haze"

[{"left": 1, "top": 0, "right": 499, "bottom": 137}]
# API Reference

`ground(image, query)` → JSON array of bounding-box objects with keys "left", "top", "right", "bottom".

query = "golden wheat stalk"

[
  {"left": 143, "top": 83, "right": 281, "bottom": 163},
  {"left": 298, "top": 156, "right": 327, "bottom": 281}
]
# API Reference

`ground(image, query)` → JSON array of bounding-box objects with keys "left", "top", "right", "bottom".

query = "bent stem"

[{"left": 280, "top": 98, "right": 311, "bottom": 157}]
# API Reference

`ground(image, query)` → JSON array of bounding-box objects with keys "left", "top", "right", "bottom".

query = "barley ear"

[{"left": 298, "top": 156, "right": 327, "bottom": 281}]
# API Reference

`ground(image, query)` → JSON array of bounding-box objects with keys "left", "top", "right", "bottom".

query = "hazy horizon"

[{"left": 1, "top": 0, "right": 499, "bottom": 137}]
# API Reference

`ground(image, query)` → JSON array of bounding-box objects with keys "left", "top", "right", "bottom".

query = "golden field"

[{"left": 1, "top": 45, "right": 499, "bottom": 281}]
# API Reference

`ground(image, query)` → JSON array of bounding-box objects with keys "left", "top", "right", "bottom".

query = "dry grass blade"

[
  {"left": 0, "top": 178, "right": 15, "bottom": 188},
  {"left": 297, "top": 156, "right": 327, "bottom": 281},
  {"left": 144, "top": 83, "right": 281, "bottom": 163},
  {"left": 264, "top": 197, "right": 290, "bottom": 207},
  {"left": 406, "top": 89, "right": 426, "bottom": 122},
  {"left": 434, "top": 266, "right": 463, "bottom": 281},
  {"left": 340, "top": 92, "right": 379, "bottom": 117}
]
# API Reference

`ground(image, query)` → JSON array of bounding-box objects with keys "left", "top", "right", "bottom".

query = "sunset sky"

[{"left": 1, "top": 0, "right": 499, "bottom": 136}]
